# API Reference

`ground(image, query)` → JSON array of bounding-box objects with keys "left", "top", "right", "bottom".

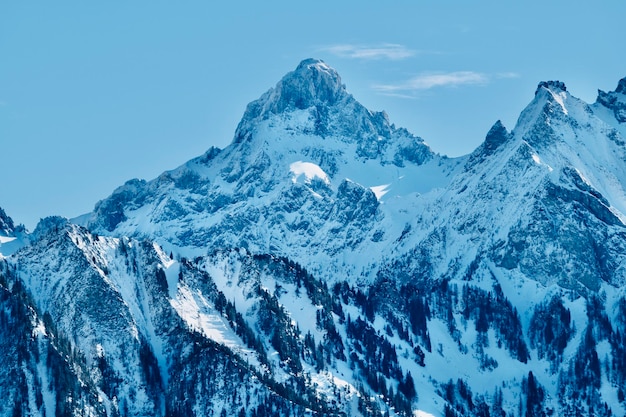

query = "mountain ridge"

[{"left": 2, "top": 59, "right": 626, "bottom": 416}]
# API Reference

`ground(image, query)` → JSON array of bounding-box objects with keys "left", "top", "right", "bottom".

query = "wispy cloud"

[
  {"left": 321, "top": 43, "right": 416, "bottom": 60},
  {"left": 371, "top": 71, "right": 519, "bottom": 97},
  {"left": 496, "top": 72, "right": 521, "bottom": 79},
  {"left": 374, "top": 71, "right": 488, "bottom": 94}
]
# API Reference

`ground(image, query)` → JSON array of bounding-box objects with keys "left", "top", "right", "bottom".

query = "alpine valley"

[{"left": 2, "top": 59, "right": 626, "bottom": 417}]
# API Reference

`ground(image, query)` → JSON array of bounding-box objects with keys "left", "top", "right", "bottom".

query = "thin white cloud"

[
  {"left": 374, "top": 71, "right": 489, "bottom": 94},
  {"left": 322, "top": 43, "right": 416, "bottom": 60},
  {"left": 496, "top": 72, "right": 521, "bottom": 79},
  {"left": 375, "top": 92, "right": 420, "bottom": 100}
]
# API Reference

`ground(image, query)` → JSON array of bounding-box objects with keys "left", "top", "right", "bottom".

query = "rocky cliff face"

[
  {"left": 2, "top": 60, "right": 626, "bottom": 416},
  {"left": 596, "top": 77, "right": 626, "bottom": 123},
  {"left": 0, "top": 207, "right": 15, "bottom": 237}
]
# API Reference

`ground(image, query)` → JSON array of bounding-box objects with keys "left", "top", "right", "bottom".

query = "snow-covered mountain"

[
  {"left": 2, "top": 59, "right": 626, "bottom": 416},
  {"left": 81, "top": 58, "right": 464, "bottom": 285}
]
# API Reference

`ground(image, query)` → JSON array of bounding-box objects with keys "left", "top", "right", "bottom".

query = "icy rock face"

[
  {"left": 236, "top": 58, "right": 355, "bottom": 140},
  {"left": 0, "top": 209, "right": 27, "bottom": 256},
  {"left": 0, "top": 207, "right": 15, "bottom": 237},
  {"left": 483, "top": 120, "right": 510, "bottom": 154},
  {"left": 384, "top": 78, "right": 626, "bottom": 293},
  {"left": 535, "top": 80, "right": 567, "bottom": 95},
  {"left": 451, "top": 80, "right": 626, "bottom": 291},
  {"left": 466, "top": 120, "right": 512, "bottom": 165},
  {"left": 245, "top": 58, "right": 345, "bottom": 117},
  {"left": 496, "top": 173, "right": 626, "bottom": 291},
  {"left": 6, "top": 221, "right": 321, "bottom": 417},
  {"left": 0, "top": 258, "right": 107, "bottom": 417},
  {"left": 597, "top": 77, "right": 626, "bottom": 123},
  {"left": 618, "top": 77, "right": 626, "bottom": 94},
  {"left": 233, "top": 58, "right": 431, "bottom": 161},
  {"left": 91, "top": 178, "right": 148, "bottom": 231},
  {"left": 16, "top": 222, "right": 170, "bottom": 415}
]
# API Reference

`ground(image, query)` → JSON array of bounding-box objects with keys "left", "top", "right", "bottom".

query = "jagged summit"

[
  {"left": 230, "top": 59, "right": 435, "bottom": 165},
  {"left": 596, "top": 76, "right": 626, "bottom": 123},
  {"left": 237, "top": 58, "right": 347, "bottom": 127},
  {"left": 616, "top": 77, "right": 626, "bottom": 94},
  {"left": 233, "top": 58, "right": 355, "bottom": 144},
  {"left": 512, "top": 79, "right": 581, "bottom": 150},
  {"left": 465, "top": 120, "right": 512, "bottom": 166},
  {"left": 597, "top": 76, "right": 626, "bottom": 98},
  {"left": 273, "top": 58, "right": 345, "bottom": 110},
  {"left": 535, "top": 80, "right": 567, "bottom": 95},
  {"left": 483, "top": 120, "right": 510, "bottom": 154},
  {"left": 528, "top": 80, "right": 571, "bottom": 116}
]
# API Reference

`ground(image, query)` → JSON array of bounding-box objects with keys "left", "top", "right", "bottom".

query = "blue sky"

[{"left": 1, "top": 1, "right": 625, "bottom": 230}]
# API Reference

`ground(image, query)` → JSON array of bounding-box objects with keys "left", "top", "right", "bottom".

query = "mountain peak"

[
  {"left": 465, "top": 120, "right": 511, "bottom": 166},
  {"left": 237, "top": 59, "right": 347, "bottom": 130},
  {"left": 294, "top": 57, "right": 333, "bottom": 73},
  {"left": 596, "top": 76, "right": 626, "bottom": 123},
  {"left": 514, "top": 80, "right": 572, "bottom": 141},
  {"left": 596, "top": 76, "right": 626, "bottom": 98},
  {"left": 535, "top": 80, "right": 567, "bottom": 96},
  {"left": 616, "top": 77, "right": 626, "bottom": 95},
  {"left": 483, "top": 120, "right": 510, "bottom": 153},
  {"left": 272, "top": 58, "right": 346, "bottom": 111},
  {"left": 234, "top": 58, "right": 401, "bottom": 149}
]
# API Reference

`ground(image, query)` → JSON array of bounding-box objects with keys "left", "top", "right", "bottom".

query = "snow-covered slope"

[
  {"left": 80, "top": 59, "right": 463, "bottom": 286},
  {"left": 385, "top": 79, "right": 626, "bottom": 291},
  {"left": 5, "top": 217, "right": 343, "bottom": 416},
  {"left": 4, "top": 61, "right": 626, "bottom": 416}
]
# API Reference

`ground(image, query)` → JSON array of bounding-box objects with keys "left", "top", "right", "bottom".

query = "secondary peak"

[{"left": 535, "top": 80, "right": 567, "bottom": 96}]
